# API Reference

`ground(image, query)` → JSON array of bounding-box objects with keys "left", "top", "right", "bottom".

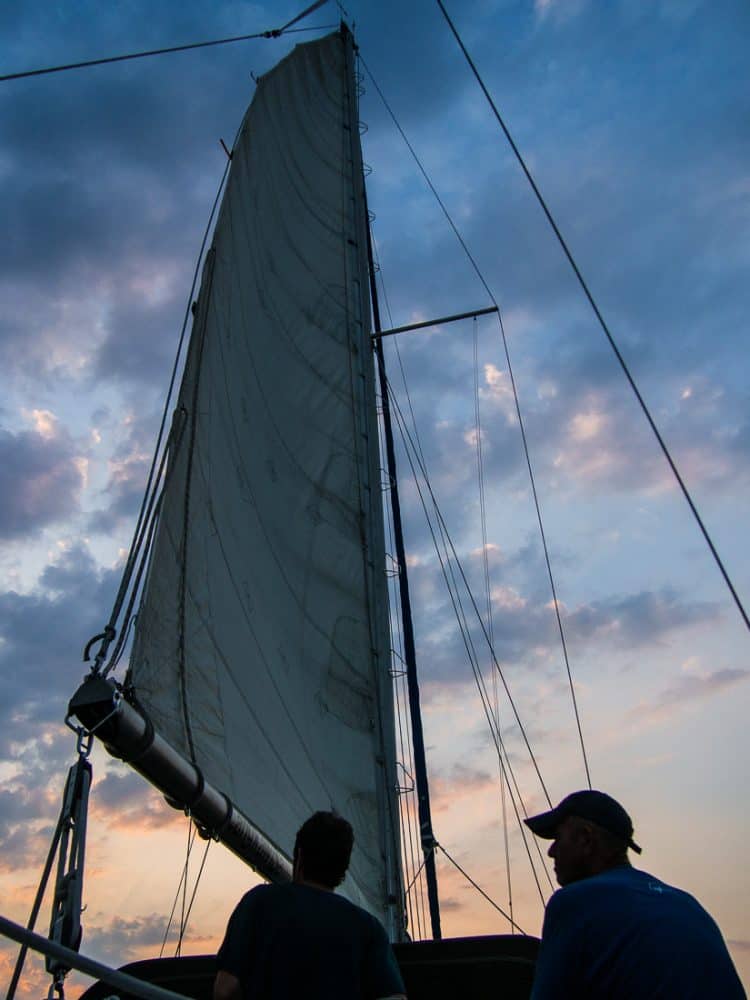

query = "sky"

[{"left": 1, "top": 0, "right": 749, "bottom": 995}]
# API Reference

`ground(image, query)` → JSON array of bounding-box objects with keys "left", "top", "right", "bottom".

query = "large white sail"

[{"left": 126, "top": 29, "right": 401, "bottom": 926}]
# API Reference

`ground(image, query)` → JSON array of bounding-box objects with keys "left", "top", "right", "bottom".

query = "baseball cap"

[{"left": 524, "top": 790, "right": 642, "bottom": 854}]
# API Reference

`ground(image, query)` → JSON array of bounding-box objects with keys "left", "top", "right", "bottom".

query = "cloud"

[
  {"left": 0, "top": 542, "right": 119, "bottom": 754},
  {"left": 88, "top": 447, "right": 152, "bottom": 535},
  {"left": 82, "top": 911, "right": 212, "bottom": 971},
  {"left": 412, "top": 556, "right": 722, "bottom": 682},
  {"left": 0, "top": 778, "right": 59, "bottom": 873},
  {"left": 431, "top": 764, "right": 496, "bottom": 812},
  {"left": 629, "top": 666, "right": 750, "bottom": 725},
  {"left": 91, "top": 770, "right": 182, "bottom": 831},
  {"left": 0, "top": 418, "right": 84, "bottom": 539}
]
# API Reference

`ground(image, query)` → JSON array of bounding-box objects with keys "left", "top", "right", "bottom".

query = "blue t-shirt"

[
  {"left": 531, "top": 866, "right": 745, "bottom": 999},
  {"left": 216, "top": 882, "right": 405, "bottom": 999}
]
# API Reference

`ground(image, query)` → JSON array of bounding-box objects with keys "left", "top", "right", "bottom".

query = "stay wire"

[
  {"left": 177, "top": 817, "right": 192, "bottom": 957},
  {"left": 472, "top": 318, "right": 515, "bottom": 923},
  {"left": 404, "top": 852, "right": 429, "bottom": 900},
  {"left": 438, "top": 843, "right": 526, "bottom": 934},
  {"left": 381, "top": 413, "right": 422, "bottom": 940},
  {"left": 372, "top": 231, "right": 429, "bottom": 472},
  {"left": 375, "top": 224, "right": 525, "bottom": 912},
  {"left": 374, "top": 228, "right": 524, "bottom": 917},
  {"left": 376, "top": 193, "right": 556, "bottom": 886},
  {"left": 386, "top": 378, "right": 550, "bottom": 806},
  {"left": 372, "top": 232, "right": 430, "bottom": 936},
  {"left": 435, "top": 0, "right": 749, "bottom": 637},
  {"left": 432, "top": 500, "right": 554, "bottom": 899},
  {"left": 91, "top": 153, "right": 231, "bottom": 678},
  {"left": 1, "top": 14, "right": 332, "bottom": 83},
  {"left": 362, "top": 55, "right": 591, "bottom": 788},
  {"left": 177, "top": 836, "right": 212, "bottom": 955},
  {"left": 160, "top": 820, "right": 198, "bottom": 959},
  {"left": 386, "top": 381, "right": 553, "bottom": 900}
]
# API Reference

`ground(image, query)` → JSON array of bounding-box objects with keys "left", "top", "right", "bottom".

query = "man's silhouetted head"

[{"left": 293, "top": 811, "right": 354, "bottom": 889}]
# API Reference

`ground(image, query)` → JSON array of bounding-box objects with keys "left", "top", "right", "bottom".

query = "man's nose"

[{"left": 547, "top": 842, "right": 555, "bottom": 858}]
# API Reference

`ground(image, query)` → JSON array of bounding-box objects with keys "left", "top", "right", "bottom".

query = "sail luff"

[
  {"left": 364, "top": 200, "right": 442, "bottom": 939},
  {"left": 339, "top": 29, "right": 405, "bottom": 939}
]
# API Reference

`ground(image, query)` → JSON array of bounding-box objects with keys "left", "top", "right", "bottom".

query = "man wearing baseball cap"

[{"left": 525, "top": 790, "right": 745, "bottom": 998}]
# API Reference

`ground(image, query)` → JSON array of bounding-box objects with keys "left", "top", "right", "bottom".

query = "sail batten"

[{"left": 119, "top": 27, "right": 402, "bottom": 932}]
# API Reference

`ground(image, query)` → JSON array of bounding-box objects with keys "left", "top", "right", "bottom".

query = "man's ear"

[{"left": 579, "top": 822, "right": 597, "bottom": 852}]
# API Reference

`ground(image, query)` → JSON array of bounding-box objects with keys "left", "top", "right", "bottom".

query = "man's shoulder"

[
  {"left": 550, "top": 866, "right": 709, "bottom": 919},
  {"left": 548, "top": 867, "right": 649, "bottom": 912},
  {"left": 323, "top": 890, "right": 387, "bottom": 929}
]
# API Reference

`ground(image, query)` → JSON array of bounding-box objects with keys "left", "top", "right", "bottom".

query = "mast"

[{"left": 364, "top": 211, "right": 443, "bottom": 939}]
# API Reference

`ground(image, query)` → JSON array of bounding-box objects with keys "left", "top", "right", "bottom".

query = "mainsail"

[{"left": 73, "top": 27, "right": 404, "bottom": 935}]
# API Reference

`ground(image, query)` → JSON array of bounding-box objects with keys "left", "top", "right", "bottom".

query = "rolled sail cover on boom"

[{"left": 128, "top": 29, "right": 400, "bottom": 924}]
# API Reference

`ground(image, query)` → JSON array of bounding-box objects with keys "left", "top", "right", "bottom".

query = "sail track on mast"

[{"left": 74, "top": 26, "right": 403, "bottom": 934}]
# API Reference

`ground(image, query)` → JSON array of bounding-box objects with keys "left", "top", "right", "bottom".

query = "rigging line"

[
  {"left": 372, "top": 232, "right": 429, "bottom": 473},
  {"left": 89, "top": 154, "right": 231, "bottom": 674},
  {"left": 362, "top": 57, "right": 591, "bottom": 785},
  {"left": 384, "top": 519, "right": 417, "bottom": 936},
  {"left": 492, "top": 305, "right": 592, "bottom": 786},
  {"left": 105, "top": 472, "right": 166, "bottom": 676},
  {"left": 498, "top": 748, "right": 514, "bottom": 927},
  {"left": 369, "top": 82, "right": 552, "bottom": 901},
  {"left": 386, "top": 376, "right": 554, "bottom": 893},
  {"left": 405, "top": 851, "right": 430, "bottom": 899},
  {"left": 177, "top": 836, "right": 212, "bottom": 956},
  {"left": 431, "top": 501, "right": 554, "bottom": 899},
  {"left": 387, "top": 388, "right": 551, "bottom": 901},
  {"left": 383, "top": 476, "right": 422, "bottom": 940},
  {"left": 472, "top": 320, "right": 494, "bottom": 651},
  {"left": 177, "top": 815, "right": 193, "bottom": 958},
  {"left": 6, "top": 808, "right": 66, "bottom": 1000},
  {"left": 372, "top": 238, "right": 429, "bottom": 937},
  {"left": 388, "top": 379, "right": 551, "bottom": 806},
  {"left": 472, "top": 318, "right": 514, "bottom": 921},
  {"left": 160, "top": 820, "right": 197, "bottom": 959},
  {"left": 278, "top": 0, "right": 331, "bottom": 34},
  {"left": 0, "top": 21, "right": 333, "bottom": 83},
  {"left": 491, "top": 311, "right": 593, "bottom": 786},
  {"left": 387, "top": 383, "right": 555, "bottom": 896},
  {"left": 437, "top": 844, "right": 526, "bottom": 935},
  {"left": 435, "top": 0, "right": 750, "bottom": 636}
]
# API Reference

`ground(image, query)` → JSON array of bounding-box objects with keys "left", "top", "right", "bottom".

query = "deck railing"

[{"left": 0, "top": 913, "right": 189, "bottom": 1000}]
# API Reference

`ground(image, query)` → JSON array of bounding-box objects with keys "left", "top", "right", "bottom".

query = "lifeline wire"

[
  {"left": 435, "top": 0, "right": 750, "bottom": 636},
  {"left": 361, "top": 55, "right": 592, "bottom": 789}
]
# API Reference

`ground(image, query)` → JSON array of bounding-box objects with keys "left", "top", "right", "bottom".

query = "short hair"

[{"left": 294, "top": 811, "right": 354, "bottom": 888}]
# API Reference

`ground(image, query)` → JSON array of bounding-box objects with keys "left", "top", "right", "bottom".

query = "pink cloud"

[{"left": 629, "top": 667, "right": 749, "bottom": 724}]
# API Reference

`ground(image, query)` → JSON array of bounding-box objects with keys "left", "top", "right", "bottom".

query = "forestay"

[{"left": 126, "top": 28, "right": 402, "bottom": 928}]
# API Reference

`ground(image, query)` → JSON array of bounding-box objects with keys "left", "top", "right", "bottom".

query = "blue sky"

[{"left": 0, "top": 0, "right": 748, "bottom": 993}]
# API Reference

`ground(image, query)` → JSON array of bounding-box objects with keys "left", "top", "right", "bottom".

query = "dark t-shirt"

[
  {"left": 216, "top": 883, "right": 405, "bottom": 999},
  {"left": 531, "top": 865, "right": 746, "bottom": 999}
]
